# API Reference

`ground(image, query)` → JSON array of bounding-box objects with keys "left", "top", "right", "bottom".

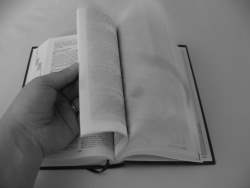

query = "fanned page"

[
  {"left": 116, "top": 1, "right": 204, "bottom": 162},
  {"left": 77, "top": 7, "right": 128, "bottom": 158}
]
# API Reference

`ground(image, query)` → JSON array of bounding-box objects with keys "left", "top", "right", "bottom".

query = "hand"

[{"left": 2, "top": 63, "right": 80, "bottom": 157}]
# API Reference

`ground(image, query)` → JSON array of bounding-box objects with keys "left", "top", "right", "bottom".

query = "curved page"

[
  {"left": 117, "top": 0, "right": 201, "bottom": 161},
  {"left": 77, "top": 6, "right": 128, "bottom": 139}
]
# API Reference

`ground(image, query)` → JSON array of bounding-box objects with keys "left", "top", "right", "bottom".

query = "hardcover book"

[{"left": 23, "top": 6, "right": 215, "bottom": 170}]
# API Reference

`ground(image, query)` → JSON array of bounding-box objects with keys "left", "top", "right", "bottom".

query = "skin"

[{"left": 0, "top": 63, "right": 80, "bottom": 188}]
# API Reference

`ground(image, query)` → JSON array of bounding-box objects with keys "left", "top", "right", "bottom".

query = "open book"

[{"left": 23, "top": 6, "right": 215, "bottom": 170}]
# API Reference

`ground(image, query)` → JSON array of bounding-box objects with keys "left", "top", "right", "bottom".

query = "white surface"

[{"left": 0, "top": 0, "right": 250, "bottom": 187}]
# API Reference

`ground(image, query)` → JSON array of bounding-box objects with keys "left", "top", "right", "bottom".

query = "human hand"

[{"left": 2, "top": 63, "right": 80, "bottom": 157}]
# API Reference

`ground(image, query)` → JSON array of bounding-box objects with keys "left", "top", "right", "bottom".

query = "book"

[{"left": 23, "top": 6, "right": 215, "bottom": 170}]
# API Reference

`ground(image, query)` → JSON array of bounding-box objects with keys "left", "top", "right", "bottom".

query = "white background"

[{"left": 0, "top": 0, "right": 250, "bottom": 187}]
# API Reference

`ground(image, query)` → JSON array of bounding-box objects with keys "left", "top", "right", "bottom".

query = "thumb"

[{"left": 41, "top": 63, "right": 79, "bottom": 90}]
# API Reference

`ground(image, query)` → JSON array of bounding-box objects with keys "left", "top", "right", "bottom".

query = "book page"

[
  {"left": 42, "top": 35, "right": 78, "bottom": 74},
  {"left": 77, "top": 7, "right": 127, "bottom": 142},
  {"left": 116, "top": 1, "right": 201, "bottom": 162},
  {"left": 43, "top": 132, "right": 114, "bottom": 166},
  {"left": 179, "top": 47, "right": 213, "bottom": 162}
]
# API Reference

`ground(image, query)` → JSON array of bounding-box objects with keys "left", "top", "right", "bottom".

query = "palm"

[
  {"left": 8, "top": 67, "right": 79, "bottom": 156},
  {"left": 25, "top": 83, "right": 78, "bottom": 155}
]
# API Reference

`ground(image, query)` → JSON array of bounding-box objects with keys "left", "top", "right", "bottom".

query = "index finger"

[{"left": 61, "top": 79, "right": 79, "bottom": 101}]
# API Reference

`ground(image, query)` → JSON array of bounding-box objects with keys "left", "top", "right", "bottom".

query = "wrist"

[
  {"left": 0, "top": 116, "right": 43, "bottom": 187},
  {"left": 0, "top": 114, "right": 43, "bottom": 163}
]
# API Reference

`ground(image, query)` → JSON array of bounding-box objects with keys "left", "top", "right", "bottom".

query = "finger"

[
  {"left": 41, "top": 63, "right": 79, "bottom": 90},
  {"left": 62, "top": 79, "right": 79, "bottom": 101},
  {"left": 72, "top": 97, "right": 79, "bottom": 113},
  {"left": 56, "top": 94, "right": 80, "bottom": 137}
]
